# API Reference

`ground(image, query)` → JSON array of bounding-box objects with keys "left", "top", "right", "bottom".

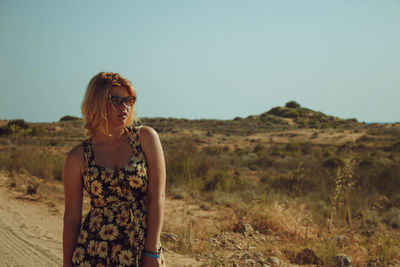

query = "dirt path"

[
  {"left": 0, "top": 179, "right": 203, "bottom": 267},
  {"left": 0, "top": 186, "right": 62, "bottom": 266}
]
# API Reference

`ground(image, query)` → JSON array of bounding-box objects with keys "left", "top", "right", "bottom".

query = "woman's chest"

[{"left": 93, "top": 142, "right": 133, "bottom": 170}]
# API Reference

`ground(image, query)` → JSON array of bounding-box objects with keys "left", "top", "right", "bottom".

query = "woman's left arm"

[{"left": 140, "top": 126, "right": 166, "bottom": 265}]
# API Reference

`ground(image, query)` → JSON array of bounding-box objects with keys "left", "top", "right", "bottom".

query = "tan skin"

[{"left": 63, "top": 86, "right": 166, "bottom": 267}]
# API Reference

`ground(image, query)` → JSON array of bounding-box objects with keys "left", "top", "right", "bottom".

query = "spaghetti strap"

[
  {"left": 136, "top": 125, "right": 142, "bottom": 143},
  {"left": 82, "top": 140, "right": 93, "bottom": 169}
]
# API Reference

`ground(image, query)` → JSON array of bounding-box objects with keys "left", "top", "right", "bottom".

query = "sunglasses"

[{"left": 109, "top": 95, "right": 136, "bottom": 107}]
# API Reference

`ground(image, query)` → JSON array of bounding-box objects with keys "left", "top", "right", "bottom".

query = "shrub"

[
  {"left": 284, "top": 143, "right": 301, "bottom": 154},
  {"left": 267, "top": 106, "right": 301, "bottom": 119},
  {"left": 60, "top": 115, "right": 81, "bottom": 121},
  {"left": 0, "top": 125, "right": 11, "bottom": 136},
  {"left": 202, "top": 145, "right": 224, "bottom": 156},
  {"left": 0, "top": 119, "right": 42, "bottom": 137},
  {"left": 382, "top": 207, "right": 400, "bottom": 228},
  {"left": 388, "top": 141, "right": 400, "bottom": 152},
  {"left": 285, "top": 101, "right": 300, "bottom": 109},
  {"left": 5, "top": 125, "right": 32, "bottom": 137},
  {"left": 202, "top": 169, "right": 244, "bottom": 192},
  {"left": 7, "top": 119, "right": 29, "bottom": 129},
  {"left": 165, "top": 138, "right": 206, "bottom": 189},
  {"left": 324, "top": 157, "right": 345, "bottom": 169},
  {"left": 359, "top": 155, "right": 378, "bottom": 168},
  {"left": 30, "top": 125, "right": 47, "bottom": 136},
  {"left": 330, "top": 157, "right": 358, "bottom": 227}
]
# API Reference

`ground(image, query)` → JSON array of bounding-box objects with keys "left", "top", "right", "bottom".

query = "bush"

[
  {"left": 0, "top": 119, "right": 38, "bottom": 137},
  {"left": 60, "top": 115, "right": 81, "bottom": 121},
  {"left": 7, "top": 119, "right": 29, "bottom": 129},
  {"left": 0, "top": 125, "right": 11, "bottom": 136},
  {"left": 285, "top": 101, "right": 300, "bottom": 109},
  {"left": 30, "top": 125, "right": 47, "bottom": 136},
  {"left": 267, "top": 107, "right": 300, "bottom": 118},
  {"left": 388, "top": 141, "right": 400, "bottom": 152},
  {"left": 324, "top": 157, "right": 345, "bottom": 169},
  {"left": 203, "top": 170, "right": 233, "bottom": 192}
]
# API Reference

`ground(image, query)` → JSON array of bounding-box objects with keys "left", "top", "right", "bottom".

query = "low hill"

[
  {"left": 143, "top": 103, "right": 367, "bottom": 136},
  {"left": 1, "top": 102, "right": 400, "bottom": 266}
]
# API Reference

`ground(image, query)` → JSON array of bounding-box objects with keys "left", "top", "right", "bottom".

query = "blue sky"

[{"left": 1, "top": 1, "right": 399, "bottom": 123}]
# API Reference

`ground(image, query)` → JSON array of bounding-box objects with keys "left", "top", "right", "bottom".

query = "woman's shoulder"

[
  {"left": 135, "top": 125, "right": 164, "bottom": 163},
  {"left": 137, "top": 125, "right": 158, "bottom": 139},
  {"left": 127, "top": 125, "right": 158, "bottom": 137},
  {"left": 66, "top": 142, "right": 85, "bottom": 165},
  {"left": 135, "top": 125, "right": 160, "bottom": 149}
]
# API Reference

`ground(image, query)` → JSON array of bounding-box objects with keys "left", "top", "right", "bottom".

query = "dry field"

[{"left": 1, "top": 104, "right": 400, "bottom": 266}]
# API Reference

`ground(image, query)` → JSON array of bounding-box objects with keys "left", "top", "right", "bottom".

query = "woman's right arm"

[{"left": 63, "top": 145, "right": 84, "bottom": 267}]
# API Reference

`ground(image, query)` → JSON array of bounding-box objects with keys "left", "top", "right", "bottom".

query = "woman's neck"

[{"left": 94, "top": 126, "right": 126, "bottom": 142}]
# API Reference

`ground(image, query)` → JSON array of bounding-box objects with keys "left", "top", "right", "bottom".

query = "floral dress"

[{"left": 72, "top": 126, "right": 148, "bottom": 267}]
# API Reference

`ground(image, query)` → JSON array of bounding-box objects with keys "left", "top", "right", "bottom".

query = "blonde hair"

[{"left": 81, "top": 72, "right": 137, "bottom": 137}]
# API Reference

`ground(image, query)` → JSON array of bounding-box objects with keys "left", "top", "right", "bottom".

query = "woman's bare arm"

[
  {"left": 63, "top": 145, "right": 84, "bottom": 267},
  {"left": 140, "top": 126, "right": 166, "bottom": 259}
]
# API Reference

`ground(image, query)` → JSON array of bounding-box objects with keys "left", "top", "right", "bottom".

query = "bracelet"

[
  {"left": 143, "top": 251, "right": 160, "bottom": 259},
  {"left": 143, "top": 243, "right": 162, "bottom": 255}
]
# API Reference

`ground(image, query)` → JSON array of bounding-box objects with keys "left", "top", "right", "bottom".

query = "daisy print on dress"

[
  {"left": 99, "top": 224, "right": 119, "bottom": 241},
  {"left": 71, "top": 127, "right": 148, "bottom": 266}
]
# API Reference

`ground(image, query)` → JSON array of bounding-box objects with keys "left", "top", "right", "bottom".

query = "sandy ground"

[
  {"left": 0, "top": 177, "right": 203, "bottom": 267},
  {"left": 0, "top": 186, "right": 62, "bottom": 266}
]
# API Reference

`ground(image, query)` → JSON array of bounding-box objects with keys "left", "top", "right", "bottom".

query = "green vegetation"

[
  {"left": 0, "top": 119, "right": 47, "bottom": 137},
  {"left": 285, "top": 100, "right": 301, "bottom": 109}
]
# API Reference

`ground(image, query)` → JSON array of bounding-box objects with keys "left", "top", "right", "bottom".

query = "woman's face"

[{"left": 107, "top": 86, "right": 133, "bottom": 128}]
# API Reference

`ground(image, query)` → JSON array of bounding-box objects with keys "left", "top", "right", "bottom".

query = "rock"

[
  {"left": 333, "top": 254, "right": 353, "bottom": 267},
  {"left": 363, "top": 259, "right": 380, "bottom": 267},
  {"left": 257, "top": 259, "right": 270, "bottom": 266},
  {"left": 235, "top": 245, "right": 243, "bottom": 250},
  {"left": 205, "top": 253, "right": 214, "bottom": 258},
  {"left": 363, "top": 259, "right": 399, "bottom": 267},
  {"left": 244, "top": 223, "right": 254, "bottom": 233},
  {"left": 253, "top": 252, "right": 263, "bottom": 259},
  {"left": 271, "top": 249, "right": 283, "bottom": 258},
  {"left": 244, "top": 259, "right": 256, "bottom": 266},
  {"left": 294, "top": 248, "right": 322, "bottom": 265},
  {"left": 267, "top": 256, "right": 281, "bottom": 266},
  {"left": 241, "top": 252, "right": 252, "bottom": 260},
  {"left": 161, "top": 232, "right": 177, "bottom": 242},
  {"left": 210, "top": 237, "right": 219, "bottom": 246}
]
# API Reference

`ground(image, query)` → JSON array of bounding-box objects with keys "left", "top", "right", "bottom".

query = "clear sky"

[{"left": 1, "top": 1, "right": 399, "bottom": 123}]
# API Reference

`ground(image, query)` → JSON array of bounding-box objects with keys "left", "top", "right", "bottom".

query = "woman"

[{"left": 63, "top": 72, "right": 166, "bottom": 267}]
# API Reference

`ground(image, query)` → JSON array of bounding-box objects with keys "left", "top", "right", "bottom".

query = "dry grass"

[
  {"left": 0, "top": 146, "right": 65, "bottom": 181},
  {"left": 0, "top": 111, "right": 400, "bottom": 265}
]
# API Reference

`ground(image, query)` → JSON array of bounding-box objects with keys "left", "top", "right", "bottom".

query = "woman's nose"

[{"left": 118, "top": 102, "right": 130, "bottom": 110}]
